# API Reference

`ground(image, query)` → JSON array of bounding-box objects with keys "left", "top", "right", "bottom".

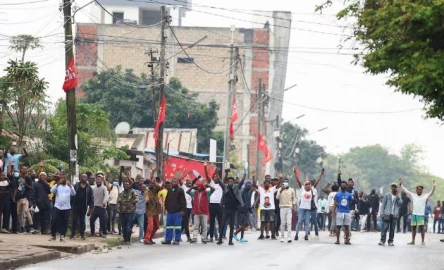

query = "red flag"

[
  {"left": 62, "top": 57, "right": 78, "bottom": 92},
  {"left": 257, "top": 133, "right": 272, "bottom": 163},
  {"left": 294, "top": 165, "right": 301, "bottom": 179},
  {"left": 153, "top": 95, "right": 166, "bottom": 143},
  {"left": 229, "top": 98, "right": 238, "bottom": 139}
]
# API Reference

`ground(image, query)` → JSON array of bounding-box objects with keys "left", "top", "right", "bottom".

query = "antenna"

[{"left": 114, "top": 122, "right": 130, "bottom": 134}]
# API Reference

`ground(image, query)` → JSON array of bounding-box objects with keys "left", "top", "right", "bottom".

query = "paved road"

[{"left": 21, "top": 230, "right": 444, "bottom": 270}]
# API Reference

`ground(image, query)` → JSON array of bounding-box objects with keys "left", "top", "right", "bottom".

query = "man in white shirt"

[
  {"left": 180, "top": 178, "right": 193, "bottom": 242},
  {"left": 204, "top": 161, "right": 225, "bottom": 243},
  {"left": 256, "top": 175, "right": 277, "bottom": 240},
  {"left": 399, "top": 178, "right": 435, "bottom": 245}
]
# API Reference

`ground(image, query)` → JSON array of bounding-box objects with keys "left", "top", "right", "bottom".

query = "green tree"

[
  {"left": 81, "top": 67, "right": 220, "bottom": 153},
  {"left": 9, "top": 34, "right": 42, "bottom": 63},
  {"left": 1, "top": 60, "right": 48, "bottom": 145},
  {"left": 280, "top": 122, "right": 325, "bottom": 182},
  {"left": 316, "top": 0, "right": 444, "bottom": 120},
  {"left": 41, "top": 99, "right": 127, "bottom": 169}
]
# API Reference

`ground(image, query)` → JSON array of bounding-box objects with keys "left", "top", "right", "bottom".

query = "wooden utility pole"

[
  {"left": 255, "top": 79, "right": 263, "bottom": 179},
  {"left": 222, "top": 26, "right": 237, "bottom": 171},
  {"left": 147, "top": 48, "right": 158, "bottom": 122},
  {"left": 63, "top": 0, "right": 77, "bottom": 181},
  {"left": 156, "top": 6, "right": 168, "bottom": 179}
]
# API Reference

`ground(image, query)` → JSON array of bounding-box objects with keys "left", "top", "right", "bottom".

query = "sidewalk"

[{"left": 0, "top": 228, "right": 164, "bottom": 269}]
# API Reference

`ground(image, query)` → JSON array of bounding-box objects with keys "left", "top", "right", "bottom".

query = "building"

[{"left": 75, "top": 2, "right": 291, "bottom": 177}]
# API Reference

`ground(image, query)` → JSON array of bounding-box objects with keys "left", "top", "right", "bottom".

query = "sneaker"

[
  {"left": 139, "top": 239, "right": 144, "bottom": 243},
  {"left": 280, "top": 237, "right": 284, "bottom": 243},
  {"left": 240, "top": 238, "right": 248, "bottom": 243},
  {"left": 265, "top": 235, "right": 270, "bottom": 239},
  {"left": 0, "top": 228, "right": 10, "bottom": 234},
  {"left": 18, "top": 227, "right": 25, "bottom": 234},
  {"left": 60, "top": 235, "right": 65, "bottom": 242},
  {"left": 304, "top": 235, "right": 308, "bottom": 241},
  {"left": 100, "top": 234, "right": 107, "bottom": 239},
  {"left": 228, "top": 241, "right": 234, "bottom": 246},
  {"left": 29, "top": 228, "right": 36, "bottom": 234},
  {"left": 314, "top": 236, "right": 319, "bottom": 240},
  {"left": 233, "top": 235, "right": 240, "bottom": 242},
  {"left": 144, "top": 240, "right": 154, "bottom": 245},
  {"left": 186, "top": 238, "right": 192, "bottom": 243},
  {"left": 258, "top": 235, "right": 265, "bottom": 240},
  {"left": 217, "top": 240, "right": 223, "bottom": 245},
  {"left": 173, "top": 241, "right": 180, "bottom": 245},
  {"left": 161, "top": 240, "right": 171, "bottom": 245},
  {"left": 294, "top": 235, "right": 298, "bottom": 241},
  {"left": 70, "top": 235, "right": 75, "bottom": 240},
  {"left": 287, "top": 240, "right": 292, "bottom": 243},
  {"left": 378, "top": 242, "right": 385, "bottom": 246},
  {"left": 208, "top": 238, "right": 214, "bottom": 243},
  {"left": 81, "top": 235, "right": 86, "bottom": 240},
  {"left": 190, "top": 239, "right": 197, "bottom": 244},
  {"left": 150, "top": 240, "right": 156, "bottom": 244},
  {"left": 388, "top": 242, "right": 394, "bottom": 246},
  {"left": 271, "top": 236, "right": 277, "bottom": 240},
  {"left": 49, "top": 236, "right": 56, "bottom": 241}
]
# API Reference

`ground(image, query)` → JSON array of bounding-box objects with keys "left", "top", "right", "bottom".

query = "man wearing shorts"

[
  {"left": 399, "top": 178, "right": 435, "bottom": 245},
  {"left": 333, "top": 181, "right": 354, "bottom": 245},
  {"left": 257, "top": 176, "right": 277, "bottom": 240}
]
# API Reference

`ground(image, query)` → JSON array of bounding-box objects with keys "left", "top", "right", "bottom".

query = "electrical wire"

[{"left": 0, "top": 0, "right": 49, "bottom": 5}]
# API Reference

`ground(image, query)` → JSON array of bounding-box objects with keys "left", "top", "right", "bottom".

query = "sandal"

[{"left": 335, "top": 241, "right": 340, "bottom": 245}]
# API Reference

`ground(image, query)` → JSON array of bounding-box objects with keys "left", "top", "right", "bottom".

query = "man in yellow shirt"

[{"left": 158, "top": 180, "right": 170, "bottom": 239}]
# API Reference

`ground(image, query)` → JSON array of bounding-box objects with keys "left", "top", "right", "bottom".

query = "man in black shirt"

[
  {"left": 217, "top": 173, "right": 244, "bottom": 246},
  {"left": 32, "top": 172, "right": 51, "bottom": 234},
  {"left": 71, "top": 173, "right": 94, "bottom": 240},
  {"left": 0, "top": 171, "right": 10, "bottom": 233},
  {"left": 398, "top": 191, "right": 411, "bottom": 233},
  {"left": 368, "top": 189, "right": 380, "bottom": 232}
]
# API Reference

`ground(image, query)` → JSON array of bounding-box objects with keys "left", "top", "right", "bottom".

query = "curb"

[
  {"left": 0, "top": 250, "right": 61, "bottom": 270},
  {"left": 33, "top": 243, "right": 96, "bottom": 254}
]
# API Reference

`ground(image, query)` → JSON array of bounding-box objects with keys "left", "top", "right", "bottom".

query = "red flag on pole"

[
  {"left": 153, "top": 95, "right": 166, "bottom": 143},
  {"left": 257, "top": 133, "right": 273, "bottom": 163},
  {"left": 229, "top": 98, "right": 238, "bottom": 139},
  {"left": 62, "top": 57, "right": 78, "bottom": 92}
]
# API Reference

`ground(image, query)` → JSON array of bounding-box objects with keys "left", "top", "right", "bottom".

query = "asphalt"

[{"left": 20, "top": 230, "right": 444, "bottom": 270}]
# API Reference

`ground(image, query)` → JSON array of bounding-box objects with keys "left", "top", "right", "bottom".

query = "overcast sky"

[{"left": 1, "top": 0, "right": 443, "bottom": 178}]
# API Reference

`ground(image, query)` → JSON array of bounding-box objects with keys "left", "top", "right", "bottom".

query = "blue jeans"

[
  {"left": 165, "top": 212, "right": 182, "bottom": 242},
  {"left": 134, "top": 213, "right": 145, "bottom": 240},
  {"left": 120, "top": 213, "right": 135, "bottom": 242},
  {"left": 295, "top": 208, "right": 311, "bottom": 236},
  {"left": 310, "top": 210, "right": 319, "bottom": 236}
]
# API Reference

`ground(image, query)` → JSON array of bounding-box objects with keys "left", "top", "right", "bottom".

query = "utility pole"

[
  {"left": 222, "top": 26, "right": 237, "bottom": 171},
  {"left": 146, "top": 48, "right": 159, "bottom": 122},
  {"left": 255, "top": 79, "right": 263, "bottom": 179},
  {"left": 156, "top": 6, "right": 168, "bottom": 180},
  {"left": 63, "top": 0, "right": 77, "bottom": 182}
]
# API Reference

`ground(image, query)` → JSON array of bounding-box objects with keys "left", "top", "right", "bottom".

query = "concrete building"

[{"left": 75, "top": 3, "right": 291, "bottom": 178}]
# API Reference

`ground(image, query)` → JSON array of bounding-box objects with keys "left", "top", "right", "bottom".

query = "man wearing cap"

[
  {"left": 399, "top": 178, "right": 436, "bottom": 245},
  {"left": 378, "top": 182, "right": 402, "bottom": 246},
  {"left": 90, "top": 172, "right": 109, "bottom": 238}
]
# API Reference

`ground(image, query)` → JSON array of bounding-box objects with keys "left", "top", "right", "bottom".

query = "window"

[
  {"left": 112, "top": 12, "right": 124, "bottom": 24},
  {"left": 141, "top": 10, "right": 161, "bottom": 25},
  {"left": 177, "top": 57, "right": 194, "bottom": 64}
]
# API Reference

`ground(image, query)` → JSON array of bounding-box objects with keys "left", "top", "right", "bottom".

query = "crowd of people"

[{"left": 0, "top": 141, "right": 442, "bottom": 247}]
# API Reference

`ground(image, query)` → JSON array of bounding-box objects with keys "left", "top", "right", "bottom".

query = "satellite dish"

[{"left": 115, "top": 122, "right": 130, "bottom": 134}]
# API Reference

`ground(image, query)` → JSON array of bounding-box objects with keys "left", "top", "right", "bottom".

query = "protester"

[
  {"left": 144, "top": 179, "right": 161, "bottom": 245},
  {"left": 217, "top": 172, "right": 244, "bottom": 246},
  {"left": 107, "top": 179, "right": 119, "bottom": 234},
  {"left": 276, "top": 178, "right": 295, "bottom": 243},
  {"left": 358, "top": 194, "right": 370, "bottom": 232},
  {"left": 256, "top": 175, "right": 277, "bottom": 240},
  {"left": 133, "top": 181, "right": 146, "bottom": 243},
  {"left": 188, "top": 180, "right": 215, "bottom": 244},
  {"left": 337, "top": 172, "right": 358, "bottom": 232},
  {"left": 49, "top": 174, "right": 75, "bottom": 241},
  {"left": 159, "top": 180, "right": 169, "bottom": 240},
  {"left": 322, "top": 182, "right": 339, "bottom": 236},
  {"left": 71, "top": 173, "right": 94, "bottom": 240},
  {"left": 249, "top": 184, "right": 259, "bottom": 231},
  {"left": 162, "top": 178, "right": 186, "bottom": 245},
  {"left": 378, "top": 182, "right": 402, "bottom": 246},
  {"left": 317, "top": 195, "right": 327, "bottom": 231},
  {"left": 32, "top": 172, "right": 51, "bottom": 235},
  {"left": 399, "top": 178, "right": 436, "bottom": 245},
  {"left": 14, "top": 166, "right": 35, "bottom": 233},
  {"left": 398, "top": 191, "right": 411, "bottom": 233},
  {"left": 3, "top": 160, "right": 18, "bottom": 234},
  {"left": 204, "top": 161, "right": 224, "bottom": 243},
  {"left": 333, "top": 181, "right": 354, "bottom": 245},
  {"left": 433, "top": 201, "right": 441, "bottom": 234},
  {"left": 180, "top": 178, "right": 193, "bottom": 242},
  {"left": 293, "top": 167, "right": 324, "bottom": 240},
  {"left": 0, "top": 171, "right": 11, "bottom": 233},
  {"left": 90, "top": 172, "right": 109, "bottom": 238},
  {"left": 273, "top": 177, "right": 281, "bottom": 237},
  {"left": 369, "top": 188, "right": 380, "bottom": 232},
  {"left": 4, "top": 142, "right": 28, "bottom": 175},
  {"left": 116, "top": 181, "right": 138, "bottom": 245}
]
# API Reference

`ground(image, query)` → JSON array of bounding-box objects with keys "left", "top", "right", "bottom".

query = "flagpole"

[{"left": 63, "top": 0, "right": 77, "bottom": 182}]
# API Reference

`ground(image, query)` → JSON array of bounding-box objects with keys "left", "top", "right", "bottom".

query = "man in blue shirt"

[
  {"left": 333, "top": 181, "right": 354, "bottom": 245},
  {"left": 4, "top": 142, "right": 28, "bottom": 174}
]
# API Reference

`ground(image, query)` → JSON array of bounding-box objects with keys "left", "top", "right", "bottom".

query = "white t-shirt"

[
  {"left": 181, "top": 184, "right": 192, "bottom": 209},
  {"left": 410, "top": 193, "right": 430, "bottom": 216},
  {"left": 258, "top": 186, "right": 276, "bottom": 210},
  {"left": 327, "top": 191, "right": 337, "bottom": 207},
  {"left": 299, "top": 187, "right": 314, "bottom": 210},
  {"left": 209, "top": 180, "right": 223, "bottom": 204},
  {"left": 250, "top": 190, "right": 257, "bottom": 207}
]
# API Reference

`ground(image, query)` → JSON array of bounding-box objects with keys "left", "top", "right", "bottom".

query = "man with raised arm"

[
  {"left": 399, "top": 178, "right": 435, "bottom": 245},
  {"left": 204, "top": 160, "right": 225, "bottom": 243}
]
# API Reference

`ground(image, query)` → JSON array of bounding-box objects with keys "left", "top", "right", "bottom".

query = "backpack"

[{"left": 310, "top": 189, "right": 317, "bottom": 211}]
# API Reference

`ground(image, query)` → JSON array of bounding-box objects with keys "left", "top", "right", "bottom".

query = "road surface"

[{"left": 21, "top": 231, "right": 444, "bottom": 270}]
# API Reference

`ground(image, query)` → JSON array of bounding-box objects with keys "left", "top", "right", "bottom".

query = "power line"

[
  {"left": 269, "top": 97, "right": 422, "bottom": 114},
  {"left": 0, "top": 0, "right": 49, "bottom": 5}
]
